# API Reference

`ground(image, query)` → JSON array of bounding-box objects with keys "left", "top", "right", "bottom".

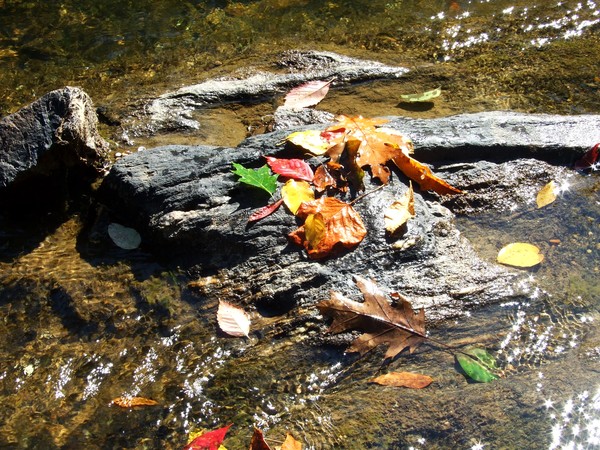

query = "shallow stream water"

[{"left": 1, "top": 1, "right": 599, "bottom": 449}]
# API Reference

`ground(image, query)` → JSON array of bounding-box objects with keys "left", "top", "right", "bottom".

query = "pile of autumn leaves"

[{"left": 233, "top": 114, "right": 462, "bottom": 259}]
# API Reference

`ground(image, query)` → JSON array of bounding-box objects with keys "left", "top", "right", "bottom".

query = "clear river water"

[{"left": 0, "top": 1, "right": 599, "bottom": 449}]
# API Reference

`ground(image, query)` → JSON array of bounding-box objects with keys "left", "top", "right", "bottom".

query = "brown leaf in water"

[
  {"left": 288, "top": 197, "right": 367, "bottom": 259},
  {"left": 217, "top": 300, "right": 251, "bottom": 337},
  {"left": 112, "top": 396, "right": 158, "bottom": 408},
  {"left": 317, "top": 276, "right": 426, "bottom": 360},
  {"left": 370, "top": 371, "right": 433, "bottom": 389},
  {"left": 249, "top": 428, "right": 271, "bottom": 450}
]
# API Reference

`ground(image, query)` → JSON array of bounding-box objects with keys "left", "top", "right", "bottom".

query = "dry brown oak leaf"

[{"left": 317, "top": 276, "right": 426, "bottom": 359}]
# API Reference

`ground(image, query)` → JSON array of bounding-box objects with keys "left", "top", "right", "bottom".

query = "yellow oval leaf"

[
  {"left": 284, "top": 130, "right": 331, "bottom": 156},
  {"left": 384, "top": 182, "right": 415, "bottom": 237},
  {"left": 281, "top": 179, "right": 314, "bottom": 214},
  {"left": 536, "top": 180, "right": 557, "bottom": 208},
  {"left": 305, "top": 213, "right": 326, "bottom": 250},
  {"left": 497, "top": 242, "right": 544, "bottom": 268}
]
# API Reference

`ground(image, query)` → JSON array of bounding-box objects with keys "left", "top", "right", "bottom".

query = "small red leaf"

[
  {"left": 248, "top": 199, "right": 283, "bottom": 223},
  {"left": 575, "top": 143, "right": 599, "bottom": 170},
  {"left": 265, "top": 156, "right": 314, "bottom": 182},
  {"left": 183, "top": 424, "right": 232, "bottom": 450},
  {"left": 283, "top": 79, "right": 332, "bottom": 109}
]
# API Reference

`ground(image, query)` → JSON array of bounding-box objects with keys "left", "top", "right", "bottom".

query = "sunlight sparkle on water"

[{"left": 547, "top": 388, "right": 600, "bottom": 448}]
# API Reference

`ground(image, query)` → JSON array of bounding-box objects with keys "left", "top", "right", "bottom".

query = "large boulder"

[
  {"left": 0, "top": 86, "right": 109, "bottom": 207},
  {"left": 97, "top": 111, "right": 600, "bottom": 320}
]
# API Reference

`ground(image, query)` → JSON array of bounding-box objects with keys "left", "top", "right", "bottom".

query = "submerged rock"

[
  {"left": 0, "top": 86, "right": 109, "bottom": 206},
  {"left": 146, "top": 50, "right": 409, "bottom": 132}
]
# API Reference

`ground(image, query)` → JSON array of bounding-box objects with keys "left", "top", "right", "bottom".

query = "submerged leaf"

[
  {"left": 400, "top": 87, "right": 442, "bottom": 102},
  {"left": 232, "top": 163, "right": 278, "bottom": 195},
  {"left": 108, "top": 223, "right": 141, "bottom": 250},
  {"left": 112, "top": 396, "right": 158, "bottom": 408},
  {"left": 318, "top": 276, "right": 426, "bottom": 359},
  {"left": 281, "top": 179, "right": 314, "bottom": 214},
  {"left": 281, "top": 433, "right": 302, "bottom": 450},
  {"left": 283, "top": 79, "right": 332, "bottom": 109},
  {"left": 217, "top": 300, "right": 251, "bottom": 337},
  {"left": 536, "top": 180, "right": 558, "bottom": 208},
  {"left": 265, "top": 156, "right": 314, "bottom": 182},
  {"left": 249, "top": 428, "right": 271, "bottom": 450},
  {"left": 456, "top": 348, "right": 500, "bottom": 383},
  {"left": 183, "top": 424, "right": 232, "bottom": 450},
  {"left": 384, "top": 182, "right": 415, "bottom": 237},
  {"left": 370, "top": 371, "right": 433, "bottom": 389},
  {"left": 497, "top": 242, "right": 544, "bottom": 268}
]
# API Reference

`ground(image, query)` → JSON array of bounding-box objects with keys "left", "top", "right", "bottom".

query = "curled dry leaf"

[
  {"left": 183, "top": 424, "right": 232, "bottom": 450},
  {"left": 283, "top": 79, "right": 332, "bottom": 109},
  {"left": 265, "top": 156, "right": 314, "bottom": 182},
  {"left": 248, "top": 199, "right": 283, "bottom": 223},
  {"left": 318, "top": 276, "right": 426, "bottom": 360},
  {"left": 536, "top": 180, "right": 557, "bottom": 209},
  {"left": 391, "top": 145, "right": 462, "bottom": 195},
  {"left": 370, "top": 371, "right": 433, "bottom": 389},
  {"left": 384, "top": 181, "right": 415, "bottom": 237},
  {"left": 112, "top": 396, "right": 158, "bottom": 408},
  {"left": 217, "top": 300, "right": 251, "bottom": 337},
  {"left": 497, "top": 242, "right": 544, "bottom": 268},
  {"left": 574, "top": 142, "right": 599, "bottom": 170},
  {"left": 281, "top": 179, "right": 314, "bottom": 214},
  {"left": 400, "top": 87, "right": 442, "bottom": 103},
  {"left": 289, "top": 197, "right": 367, "bottom": 259}
]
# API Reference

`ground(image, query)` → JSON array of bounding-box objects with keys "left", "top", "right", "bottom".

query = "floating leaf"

[
  {"left": 400, "top": 87, "right": 442, "bottom": 103},
  {"left": 248, "top": 199, "right": 284, "bottom": 223},
  {"left": 284, "top": 130, "right": 332, "bottom": 156},
  {"left": 183, "top": 424, "right": 232, "bottom": 450},
  {"left": 108, "top": 223, "right": 142, "bottom": 250},
  {"left": 281, "top": 179, "right": 314, "bottom": 214},
  {"left": 283, "top": 79, "right": 332, "bottom": 109},
  {"left": 384, "top": 182, "right": 415, "bottom": 237},
  {"left": 232, "top": 163, "right": 278, "bottom": 195},
  {"left": 456, "top": 348, "right": 500, "bottom": 383},
  {"left": 265, "top": 156, "right": 314, "bottom": 182},
  {"left": 111, "top": 396, "right": 158, "bottom": 408},
  {"left": 497, "top": 242, "right": 544, "bottom": 268},
  {"left": 536, "top": 180, "right": 557, "bottom": 208},
  {"left": 370, "top": 371, "right": 433, "bottom": 389},
  {"left": 289, "top": 197, "right": 367, "bottom": 259},
  {"left": 217, "top": 300, "right": 250, "bottom": 337},
  {"left": 574, "top": 142, "right": 599, "bottom": 170}
]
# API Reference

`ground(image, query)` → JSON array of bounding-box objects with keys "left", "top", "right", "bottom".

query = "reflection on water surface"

[{"left": 0, "top": 0, "right": 599, "bottom": 448}]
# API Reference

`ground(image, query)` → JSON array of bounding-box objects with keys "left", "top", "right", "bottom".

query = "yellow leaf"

[
  {"left": 536, "top": 180, "right": 557, "bottom": 208},
  {"left": 284, "top": 130, "right": 332, "bottom": 156},
  {"left": 281, "top": 179, "right": 314, "bottom": 214},
  {"left": 497, "top": 243, "right": 544, "bottom": 268},
  {"left": 281, "top": 433, "right": 303, "bottom": 450},
  {"left": 384, "top": 182, "right": 415, "bottom": 237},
  {"left": 305, "top": 213, "right": 326, "bottom": 250}
]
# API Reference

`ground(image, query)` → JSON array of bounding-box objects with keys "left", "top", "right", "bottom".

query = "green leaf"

[
  {"left": 400, "top": 87, "right": 442, "bottom": 103},
  {"left": 456, "top": 347, "right": 500, "bottom": 383},
  {"left": 232, "top": 163, "right": 278, "bottom": 195}
]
